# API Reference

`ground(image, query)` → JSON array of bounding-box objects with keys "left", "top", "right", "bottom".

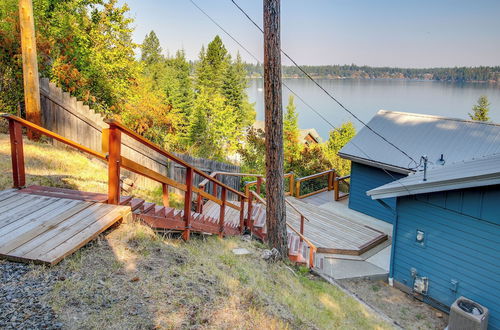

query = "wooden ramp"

[{"left": 0, "top": 188, "right": 131, "bottom": 265}]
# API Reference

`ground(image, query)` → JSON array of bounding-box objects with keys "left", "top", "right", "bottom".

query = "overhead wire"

[
  {"left": 188, "top": 0, "right": 414, "bottom": 197},
  {"left": 230, "top": 0, "right": 419, "bottom": 169}
]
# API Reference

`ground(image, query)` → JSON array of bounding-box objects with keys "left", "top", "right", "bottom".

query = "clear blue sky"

[{"left": 121, "top": 0, "right": 500, "bottom": 67}]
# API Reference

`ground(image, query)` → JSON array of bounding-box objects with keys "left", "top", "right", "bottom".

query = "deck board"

[
  {"left": 0, "top": 189, "right": 130, "bottom": 265},
  {"left": 202, "top": 195, "right": 387, "bottom": 255}
]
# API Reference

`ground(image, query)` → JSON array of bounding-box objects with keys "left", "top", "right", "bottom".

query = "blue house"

[
  {"left": 339, "top": 110, "right": 500, "bottom": 223},
  {"left": 368, "top": 154, "right": 500, "bottom": 330}
]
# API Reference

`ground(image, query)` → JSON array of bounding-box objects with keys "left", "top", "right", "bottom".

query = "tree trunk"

[
  {"left": 263, "top": 0, "right": 288, "bottom": 258},
  {"left": 19, "top": 0, "right": 41, "bottom": 140}
]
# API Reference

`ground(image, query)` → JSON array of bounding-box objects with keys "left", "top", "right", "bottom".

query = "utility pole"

[
  {"left": 19, "top": 0, "right": 41, "bottom": 139},
  {"left": 263, "top": 0, "right": 288, "bottom": 258}
]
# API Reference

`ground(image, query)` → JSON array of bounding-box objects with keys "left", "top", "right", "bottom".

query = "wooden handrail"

[
  {"left": 243, "top": 172, "right": 295, "bottom": 196},
  {"left": 334, "top": 174, "right": 350, "bottom": 201},
  {"left": 294, "top": 169, "right": 336, "bottom": 199},
  {"left": 198, "top": 171, "right": 264, "bottom": 189},
  {"left": 285, "top": 199, "right": 310, "bottom": 222},
  {"left": 1, "top": 113, "right": 107, "bottom": 161},
  {"left": 295, "top": 169, "right": 335, "bottom": 183},
  {"left": 105, "top": 119, "right": 246, "bottom": 199},
  {"left": 249, "top": 190, "right": 316, "bottom": 268}
]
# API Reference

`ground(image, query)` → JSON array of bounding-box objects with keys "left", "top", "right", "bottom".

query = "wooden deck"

[
  {"left": 285, "top": 197, "right": 387, "bottom": 255},
  {"left": 202, "top": 196, "right": 387, "bottom": 256},
  {"left": 0, "top": 188, "right": 131, "bottom": 265}
]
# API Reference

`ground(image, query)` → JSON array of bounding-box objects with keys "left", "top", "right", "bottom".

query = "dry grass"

[
  {"left": 46, "top": 223, "right": 392, "bottom": 329},
  {"left": 0, "top": 133, "right": 180, "bottom": 205},
  {"left": 1, "top": 133, "right": 393, "bottom": 329}
]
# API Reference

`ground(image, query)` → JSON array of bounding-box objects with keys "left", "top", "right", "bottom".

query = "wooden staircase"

[{"left": 2, "top": 113, "right": 315, "bottom": 267}]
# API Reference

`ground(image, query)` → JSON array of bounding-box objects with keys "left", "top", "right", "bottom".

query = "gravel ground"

[
  {"left": 339, "top": 278, "right": 449, "bottom": 330},
  {"left": 0, "top": 260, "right": 64, "bottom": 329}
]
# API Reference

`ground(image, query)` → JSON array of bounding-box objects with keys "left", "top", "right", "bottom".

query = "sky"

[{"left": 120, "top": 0, "right": 500, "bottom": 68}]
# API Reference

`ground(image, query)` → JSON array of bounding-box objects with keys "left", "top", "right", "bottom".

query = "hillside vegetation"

[{"left": 0, "top": 134, "right": 393, "bottom": 329}]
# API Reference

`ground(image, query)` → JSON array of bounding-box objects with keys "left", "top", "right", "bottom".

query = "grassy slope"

[{"left": 0, "top": 134, "right": 392, "bottom": 329}]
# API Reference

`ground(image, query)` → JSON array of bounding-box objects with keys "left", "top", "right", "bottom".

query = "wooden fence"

[{"left": 39, "top": 78, "right": 241, "bottom": 194}]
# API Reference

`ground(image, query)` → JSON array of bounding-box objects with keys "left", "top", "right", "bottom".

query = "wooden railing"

[
  {"left": 1, "top": 114, "right": 247, "bottom": 241},
  {"left": 243, "top": 172, "right": 295, "bottom": 197},
  {"left": 294, "top": 169, "right": 335, "bottom": 199},
  {"left": 249, "top": 191, "right": 317, "bottom": 268},
  {"left": 103, "top": 119, "right": 247, "bottom": 240},
  {"left": 2, "top": 113, "right": 108, "bottom": 189},
  {"left": 334, "top": 175, "right": 350, "bottom": 201}
]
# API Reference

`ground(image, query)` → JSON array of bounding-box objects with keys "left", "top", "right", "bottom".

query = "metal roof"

[
  {"left": 367, "top": 153, "right": 500, "bottom": 199},
  {"left": 339, "top": 110, "right": 500, "bottom": 173}
]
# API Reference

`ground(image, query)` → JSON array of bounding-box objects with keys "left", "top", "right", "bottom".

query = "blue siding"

[
  {"left": 348, "top": 162, "right": 404, "bottom": 223},
  {"left": 392, "top": 186, "right": 500, "bottom": 330}
]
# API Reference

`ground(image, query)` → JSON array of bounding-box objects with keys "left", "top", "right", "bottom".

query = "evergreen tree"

[
  {"left": 469, "top": 95, "right": 491, "bottom": 121},
  {"left": 141, "top": 31, "right": 163, "bottom": 65},
  {"left": 283, "top": 95, "right": 301, "bottom": 171},
  {"left": 195, "top": 36, "right": 229, "bottom": 93}
]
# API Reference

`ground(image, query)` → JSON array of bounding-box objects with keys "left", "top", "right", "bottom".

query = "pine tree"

[
  {"left": 195, "top": 36, "right": 229, "bottom": 93},
  {"left": 222, "top": 53, "right": 255, "bottom": 128},
  {"left": 283, "top": 95, "right": 301, "bottom": 171},
  {"left": 469, "top": 95, "right": 491, "bottom": 122},
  {"left": 141, "top": 31, "right": 163, "bottom": 65}
]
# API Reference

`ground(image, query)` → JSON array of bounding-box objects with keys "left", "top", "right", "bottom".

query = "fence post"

[
  {"left": 9, "top": 120, "right": 26, "bottom": 188},
  {"left": 107, "top": 125, "right": 121, "bottom": 204},
  {"left": 289, "top": 173, "right": 294, "bottom": 196},
  {"left": 162, "top": 183, "right": 169, "bottom": 207},
  {"left": 182, "top": 167, "right": 193, "bottom": 241},
  {"left": 212, "top": 174, "right": 218, "bottom": 199},
  {"left": 219, "top": 187, "right": 226, "bottom": 238}
]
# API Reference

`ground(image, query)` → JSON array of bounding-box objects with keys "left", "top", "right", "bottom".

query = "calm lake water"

[{"left": 246, "top": 78, "right": 500, "bottom": 140}]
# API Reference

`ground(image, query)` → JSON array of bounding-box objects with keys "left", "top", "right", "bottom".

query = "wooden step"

[
  {"left": 141, "top": 202, "right": 155, "bottom": 214},
  {"left": 129, "top": 198, "right": 145, "bottom": 212}
]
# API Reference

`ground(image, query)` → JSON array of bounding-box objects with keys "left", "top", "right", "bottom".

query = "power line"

[
  {"left": 188, "top": 0, "right": 413, "bottom": 196},
  {"left": 229, "top": 0, "right": 419, "bottom": 168}
]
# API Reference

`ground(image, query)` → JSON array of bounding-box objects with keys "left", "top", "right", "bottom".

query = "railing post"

[
  {"left": 196, "top": 186, "right": 204, "bottom": 213},
  {"left": 256, "top": 177, "right": 262, "bottom": 195},
  {"left": 300, "top": 215, "right": 305, "bottom": 239},
  {"left": 333, "top": 172, "right": 339, "bottom": 201},
  {"left": 289, "top": 173, "right": 294, "bottom": 196},
  {"left": 107, "top": 125, "right": 121, "bottom": 204},
  {"left": 309, "top": 248, "right": 315, "bottom": 269},
  {"left": 162, "top": 183, "right": 169, "bottom": 207},
  {"left": 212, "top": 174, "right": 218, "bottom": 199},
  {"left": 247, "top": 192, "right": 253, "bottom": 230},
  {"left": 328, "top": 170, "right": 334, "bottom": 191},
  {"left": 219, "top": 187, "right": 226, "bottom": 238},
  {"left": 9, "top": 119, "right": 26, "bottom": 188},
  {"left": 295, "top": 180, "right": 301, "bottom": 198},
  {"left": 239, "top": 196, "right": 245, "bottom": 234},
  {"left": 182, "top": 167, "right": 193, "bottom": 241}
]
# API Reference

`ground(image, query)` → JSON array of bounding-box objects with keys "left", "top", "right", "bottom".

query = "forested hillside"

[
  {"left": 0, "top": 0, "right": 354, "bottom": 176},
  {"left": 245, "top": 63, "right": 500, "bottom": 83}
]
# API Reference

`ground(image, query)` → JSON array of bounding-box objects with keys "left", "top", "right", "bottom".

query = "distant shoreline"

[
  {"left": 244, "top": 64, "right": 500, "bottom": 85},
  {"left": 246, "top": 75, "right": 500, "bottom": 85}
]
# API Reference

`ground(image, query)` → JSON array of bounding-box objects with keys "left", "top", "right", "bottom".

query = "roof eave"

[
  {"left": 368, "top": 175, "right": 500, "bottom": 200},
  {"left": 338, "top": 153, "right": 413, "bottom": 175}
]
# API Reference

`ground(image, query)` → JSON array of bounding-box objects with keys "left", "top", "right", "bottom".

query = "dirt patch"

[{"left": 339, "top": 279, "right": 448, "bottom": 330}]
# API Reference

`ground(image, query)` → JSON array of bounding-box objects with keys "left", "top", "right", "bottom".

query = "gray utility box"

[{"left": 447, "top": 296, "right": 489, "bottom": 330}]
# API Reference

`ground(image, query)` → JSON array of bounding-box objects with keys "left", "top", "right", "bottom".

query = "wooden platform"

[
  {"left": 0, "top": 188, "right": 131, "bottom": 265},
  {"left": 285, "top": 197, "right": 387, "bottom": 255}
]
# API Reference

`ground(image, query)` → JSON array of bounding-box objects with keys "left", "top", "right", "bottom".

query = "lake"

[{"left": 246, "top": 78, "right": 500, "bottom": 140}]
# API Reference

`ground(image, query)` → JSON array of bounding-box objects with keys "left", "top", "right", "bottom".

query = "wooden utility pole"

[
  {"left": 263, "top": 0, "right": 288, "bottom": 258},
  {"left": 19, "top": 0, "right": 42, "bottom": 140}
]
